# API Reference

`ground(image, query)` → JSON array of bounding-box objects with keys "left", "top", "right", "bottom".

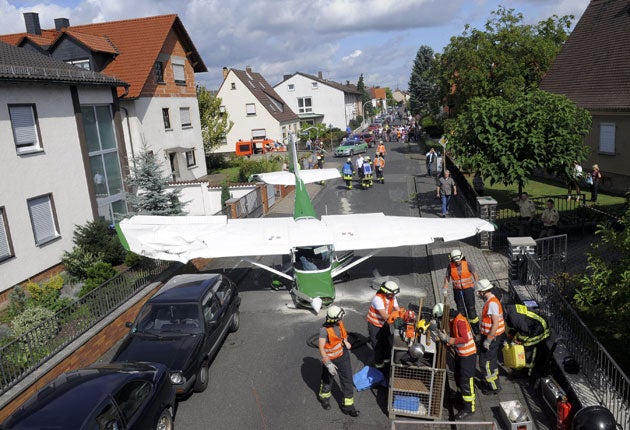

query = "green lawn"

[
  {"left": 212, "top": 167, "right": 240, "bottom": 182},
  {"left": 468, "top": 175, "right": 626, "bottom": 207}
]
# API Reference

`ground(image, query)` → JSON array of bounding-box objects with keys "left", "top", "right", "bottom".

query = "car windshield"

[
  {"left": 340, "top": 141, "right": 357, "bottom": 147},
  {"left": 135, "top": 303, "right": 202, "bottom": 335}
]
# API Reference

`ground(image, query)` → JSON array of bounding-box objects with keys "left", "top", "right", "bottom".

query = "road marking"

[{"left": 340, "top": 197, "right": 352, "bottom": 214}]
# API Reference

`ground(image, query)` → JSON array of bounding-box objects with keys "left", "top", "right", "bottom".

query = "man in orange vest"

[
  {"left": 442, "top": 249, "right": 480, "bottom": 334},
  {"left": 476, "top": 279, "right": 506, "bottom": 395},
  {"left": 376, "top": 140, "right": 386, "bottom": 157},
  {"left": 366, "top": 281, "right": 400, "bottom": 369},
  {"left": 317, "top": 306, "right": 359, "bottom": 417},
  {"left": 434, "top": 303, "right": 477, "bottom": 420},
  {"left": 373, "top": 153, "right": 385, "bottom": 183}
]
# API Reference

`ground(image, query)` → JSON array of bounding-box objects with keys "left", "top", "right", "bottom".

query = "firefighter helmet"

[
  {"left": 379, "top": 280, "right": 399, "bottom": 295},
  {"left": 325, "top": 306, "right": 345, "bottom": 323},
  {"left": 449, "top": 249, "right": 463, "bottom": 262},
  {"left": 408, "top": 343, "right": 425, "bottom": 359},
  {"left": 432, "top": 303, "right": 444, "bottom": 318},
  {"left": 475, "top": 279, "right": 494, "bottom": 292}
]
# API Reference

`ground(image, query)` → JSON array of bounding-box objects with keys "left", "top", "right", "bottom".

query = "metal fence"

[
  {"left": 516, "top": 253, "right": 630, "bottom": 427},
  {"left": 233, "top": 187, "right": 263, "bottom": 218},
  {"left": 391, "top": 421, "right": 496, "bottom": 430},
  {"left": 0, "top": 259, "right": 169, "bottom": 396}
]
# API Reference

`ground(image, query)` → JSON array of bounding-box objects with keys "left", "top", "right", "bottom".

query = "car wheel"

[
  {"left": 229, "top": 311, "right": 240, "bottom": 333},
  {"left": 193, "top": 360, "right": 209, "bottom": 393},
  {"left": 349, "top": 150, "right": 354, "bottom": 156},
  {"left": 155, "top": 408, "right": 173, "bottom": 430}
]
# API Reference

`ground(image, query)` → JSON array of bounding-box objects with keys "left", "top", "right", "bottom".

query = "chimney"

[
  {"left": 23, "top": 12, "right": 41, "bottom": 36},
  {"left": 245, "top": 66, "right": 252, "bottom": 73},
  {"left": 346, "top": 80, "right": 350, "bottom": 86},
  {"left": 54, "top": 18, "right": 70, "bottom": 31},
  {"left": 222, "top": 67, "right": 229, "bottom": 80},
  {"left": 283, "top": 74, "right": 291, "bottom": 81},
  {"left": 318, "top": 71, "right": 323, "bottom": 79}
]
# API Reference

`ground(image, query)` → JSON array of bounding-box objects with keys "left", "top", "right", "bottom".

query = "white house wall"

[
  {"left": 121, "top": 96, "right": 207, "bottom": 180},
  {"left": 173, "top": 183, "right": 258, "bottom": 215},
  {"left": 274, "top": 75, "right": 349, "bottom": 130},
  {"left": 0, "top": 83, "right": 100, "bottom": 294}
]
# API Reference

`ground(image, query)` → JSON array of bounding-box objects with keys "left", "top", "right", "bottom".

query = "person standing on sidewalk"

[
  {"left": 434, "top": 303, "right": 477, "bottom": 421},
  {"left": 318, "top": 306, "right": 360, "bottom": 417},
  {"left": 426, "top": 148, "right": 437, "bottom": 177},
  {"left": 476, "top": 279, "right": 506, "bottom": 395},
  {"left": 366, "top": 281, "right": 400, "bottom": 369},
  {"left": 437, "top": 169, "right": 457, "bottom": 217},
  {"left": 443, "top": 249, "right": 480, "bottom": 334}
]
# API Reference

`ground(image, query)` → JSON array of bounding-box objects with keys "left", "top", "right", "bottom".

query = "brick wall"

[{"left": 0, "top": 282, "right": 162, "bottom": 422}]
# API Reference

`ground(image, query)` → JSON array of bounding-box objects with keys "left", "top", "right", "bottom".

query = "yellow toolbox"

[{"left": 502, "top": 342, "right": 526, "bottom": 369}]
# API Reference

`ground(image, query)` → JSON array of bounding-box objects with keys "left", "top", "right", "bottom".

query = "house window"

[
  {"left": 27, "top": 194, "right": 59, "bottom": 246},
  {"left": 231, "top": 82, "right": 236, "bottom": 90},
  {"left": 297, "top": 97, "right": 312, "bottom": 113},
  {"left": 9, "top": 104, "right": 42, "bottom": 154},
  {"left": 66, "top": 59, "right": 90, "bottom": 70},
  {"left": 219, "top": 105, "right": 226, "bottom": 118},
  {"left": 599, "top": 123, "right": 615, "bottom": 154},
  {"left": 155, "top": 61, "right": 165, "bottom": 83},
  {"left": 185, "top": 149, "right": 196, "bottom": 167},
  {"left": 252, "top": 129, "right": 266, "bottom": 139},
  {"left": 288, "top": 84, "right": 295, "bottom": 91},
  {"left": 172, "top": 58, "right": 186, "bottom": 84},
  {"left": 81, "top": 105, "right": 126, "bottom": 222},
  {"left": 162, "top": 108, "right": 171, "bottom": 129},
  {"left": 180, "top": 107, "right": 192, "bottom": 127},
  {"left": 0, "top": 207, "right": 13, "bottom": 262},
  {"left": 312, "top": 82, "right": 318, "bottom": 89},
  {"left": 246, "top": 103, "right": 256, "bottom": 116}
]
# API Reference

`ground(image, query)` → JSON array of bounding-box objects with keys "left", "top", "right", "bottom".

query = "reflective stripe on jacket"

[
  {"left": 513, "top": 304, "right": 550, "bottom": 346},
  {"left": 367, "top": 293, "right": 394, "bottom": 327},
  {"left": 449, "top": 260, "right": 475, "bottom": 290},
  {"left": 452, "top": 314, "right": 477, "bottom": 356},
  {"left": 481, "top": 296, "right": 505, "bottom": 336},
  {"left": 324, "top": 321, "right": 348, "bottom": 360}
]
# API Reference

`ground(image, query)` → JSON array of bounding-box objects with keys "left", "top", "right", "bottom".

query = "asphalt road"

[{"left": 175, "top": 141, "right": 435, "bottom": 430}]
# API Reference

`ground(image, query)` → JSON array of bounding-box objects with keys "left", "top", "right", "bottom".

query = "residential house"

[
  {"left": 274, "top": 72, "right": 363, "bottom": 130},
  {"left": 0, "top": 41, "right": 127, "bottom": 298},
  {"left": 215, "top": 67, "right": 300, "bottom": 153},
  {"left": 0, "top": 13, "right": 208, "bottom": 184},
  {"left": 392, "top": 89, "right": 410, "bottom": 107},
  {"left": 540, "top": 0, "right": 630, "bottom": 192},
  {"left": 368, "top": 87, "right": 388, "bottom": 115}
]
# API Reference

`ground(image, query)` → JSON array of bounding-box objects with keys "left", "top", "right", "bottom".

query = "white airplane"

[{"left": 116, "top": 135, "right": 494, "bottom": 313}]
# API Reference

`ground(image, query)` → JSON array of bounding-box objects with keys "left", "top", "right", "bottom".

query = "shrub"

[
  {"left": 7, "top": 286, "right": 26, "bottom": 318},
  {"left": 238, "top": 158, "right": 283, "bottom": 182},
  {"left": 221, "top": 182, "right": 232, "bottom": 207},
  {"left": 79, "top": 262, "right": 118, "bottom": 297},
  {"left": 72, "top": 220, "right": 126, "bottom": 265},
  {"left": 25, "top": 274, "right": 64, "bottom": 304},
  {"left": 12, "top": 306, "right": 58, "bottom": 344},
  {"left": 0, "top": 324, "right": 12, "bottom": 345},
  {"left": 62, "top": 247, "right": 103, "bottom": 279},
  {"left": 124, "top": 251, "right": 144, "bottom": 267}
]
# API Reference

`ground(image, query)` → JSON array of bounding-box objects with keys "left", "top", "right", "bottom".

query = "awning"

[
  {"left": 298, "top": 113, "right": 324, "bottom": 120},
  {"left": 165, "top": 146, "right": 194, "bottom": 153}
]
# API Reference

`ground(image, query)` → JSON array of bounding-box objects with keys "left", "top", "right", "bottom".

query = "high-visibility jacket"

[
  {"left": 367, "top": 293, "right": 394, "bottom": 327},
  {"left": 449, "top": 260, "right": 475, "bottom": 290},
  {"left": 374, "top": 157, "right": 385, "bottom": 169},
  {"left": 481, "top": 296, "right": 505, "bottom": 337},
  {"left": 451, "top": 314, "right": 477, "bottom": 357},
  {"left": 363, "top": 163, "right": 372, "bottom": 175},
  {"left": 509, "top": 304, "right": 550, "bottom": 347},
  {"left": 377, "top": 144, "right": 386, "bottom": 155},
  {"left": 323, "top": 321, "right": 348, "bottom": 360}
]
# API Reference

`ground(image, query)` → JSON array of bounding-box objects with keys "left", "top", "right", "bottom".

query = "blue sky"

[{"left": 0, "top": 0, "right": 589, "bottom": 90}]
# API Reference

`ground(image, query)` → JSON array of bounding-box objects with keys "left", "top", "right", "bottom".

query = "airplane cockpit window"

[{"left": 295, "top": 245, "right": 332, "bottom": 270}]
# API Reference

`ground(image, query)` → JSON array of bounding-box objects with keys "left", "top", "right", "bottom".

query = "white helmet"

[
  {"left": 326, "top": 305, "right": 345, "bottom": 323},
  {"left": 380, "top": 280, "right": 399, "bottom": 295},
  {"left": 347, "top": 158, "right": 352, "bottom": 162},
  {"left": 475, "top": 279, "right": 493, "bottom": 292},
  {"left": 450, "top": 249, "right": 463, "bottom": 262},
  {"left": 432, "top": 303, "right": 444, "bottom": 318}
]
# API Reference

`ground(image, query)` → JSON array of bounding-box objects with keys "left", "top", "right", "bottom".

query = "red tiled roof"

[
  {"left": 58, "top": 30, "right": 119, "bottom": 55},
  {"left": 370, "top": 87, "right": 387, "bottom": 100},
  {"left": 231, "top": 68, "right": 299, "bottom": 123},
  {"left": 540, "top": 0, "right": 630, "bottom": 110},
  {"left": 0, "top": 14, "right": 206, "bottom": 99}
]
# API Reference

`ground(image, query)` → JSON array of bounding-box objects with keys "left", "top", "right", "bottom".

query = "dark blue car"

[{"left": 2, "top": 362, "right": 176, "bottom": 430}]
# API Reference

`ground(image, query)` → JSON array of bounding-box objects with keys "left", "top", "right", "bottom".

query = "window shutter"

[
  {"left": 173, "top": 60, "right": 185, "bottom": 83},
  {"left": 180, "top": 107, "right": 191, "bottom": 127},
  {"left": 0, "top": 210, "right": 10, "bottom": 259},
  {"left": 9, "top": 106, "right": 38, "bottom": 150},
  {"left": 599, "top": 123, "right": 615, "bottom": 154},
  {"left": 28, "top": 196, "right": 56, "bottom": 244}
]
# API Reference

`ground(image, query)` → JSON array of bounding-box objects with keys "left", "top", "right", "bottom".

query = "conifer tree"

[{"left": 408, "top": 45, "right": 436, "bottom": 115}]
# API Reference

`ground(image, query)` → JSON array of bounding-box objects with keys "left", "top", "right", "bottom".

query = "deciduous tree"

[{"left": 198, "top": 85, "right": 233, "bottom": 152}]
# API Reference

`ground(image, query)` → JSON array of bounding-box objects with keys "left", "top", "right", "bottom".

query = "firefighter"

[
  {"left": 476, "top": 279, "right": 506, "bottom": 395},
  {"left": 434, "top": 303, "right": 477, "bottom": 420},
  {"left": 442, "top": 249, "right": 480, "bottom": 334},
  {"left": 376, "top": 140, "right": 386, "bottom": 157},
  {"left": 366, "top": 281, "right": 400, "bottom": 369},
  {"left": 341, "top": 158, "right": 354, "bottom": 189},
  {"left": 373, "top": 153, "right": 385, "bottom": 184},
  {"left": 362, "top": 156, "right": 373, "bottom": 189},
  {"left": 504, "top": 304, "right": 550, "bottom": 377},
  {"left": 318, "top": 306, "right": 360, "bottom": 417}
]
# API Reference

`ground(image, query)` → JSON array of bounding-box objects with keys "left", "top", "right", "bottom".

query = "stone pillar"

[
  {"left": 258, "top": 184, "right": 269, "bottom": 214},
  {"left": 507, "top": 236, "right": 537, "bottom": 281},
  {"left": 476, "top": 196, "right": 497, "bottom": 250},
  {"left": 225, "top": 197, "right": 239, "bottom": 219}
]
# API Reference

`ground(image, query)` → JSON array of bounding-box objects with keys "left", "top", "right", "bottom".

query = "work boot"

[
  {"left": 342, "top": 406, "right": 360, "bottom": 417},
  {"left": 454, "top": 409, "right": 474, "bottom": 420},
  {"left": 318, "top": 397, "right": 331, "bottom": 410},
  {"left": 481, "top": 386, "right": 501, "bottom": 395}
]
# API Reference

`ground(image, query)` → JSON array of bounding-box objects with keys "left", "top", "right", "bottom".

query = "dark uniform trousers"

[
  {"left": 455, "top": 354, "right": 477, "bottom": 413},
  {"left": 319, "top": 349, "right": 354, "bottom": 408},
  {"left": 368, "top": 322, "right": 392, "bottom": 367},
  {"left": 453, "top": 288, "right": 479, "bottom": 333},
  {"left": 480, "top": 333, "right": 506, "bottom": 390}
]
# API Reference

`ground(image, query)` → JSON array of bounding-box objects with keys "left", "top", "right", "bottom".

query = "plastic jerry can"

[{"left": 503, "top": 342, "right": 526, "bottom": 369}]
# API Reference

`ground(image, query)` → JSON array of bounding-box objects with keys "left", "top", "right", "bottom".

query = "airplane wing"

[
  {"left": 254, "top": 168, "right": 340, "bottom": 185},
  {"left": 320, "top": 213, "right": 495, "bottom": 252}
]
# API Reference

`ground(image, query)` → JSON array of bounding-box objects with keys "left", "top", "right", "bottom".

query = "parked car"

[
  {"left": 1, "top": 362, "right": 176, "bottom": 430},
  {"left": 354, "top": 132, "right": 375, "bottom": 147},
  {"left": 334, "top": 139, "right": 368, "bottom": 157},
  {"left": 112, "top": 274, "right": 241, "bottom": 397}
]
